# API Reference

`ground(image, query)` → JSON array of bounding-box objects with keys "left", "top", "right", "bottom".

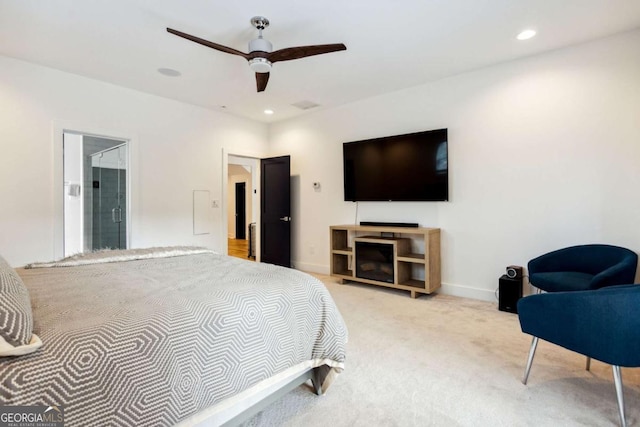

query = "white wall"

[
  {"left": 0, "top": 55, "right": 269, "bottom": 266},
  {"left": 269, "top": 29, "right": 640, "bottom": 300},
  {"left": 62, "top": 133, "right": 83, "bottom": 256}
]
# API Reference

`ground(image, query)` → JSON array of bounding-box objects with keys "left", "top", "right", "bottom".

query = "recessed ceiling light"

[
  {"left": 517, "top": 29, "right": 537, "bottom": 41},
  {"left": 157, "top": 68, "right": 181, "bottom": 77},
  {"left": 264, "top": 109, "right": 274, "bottom": 115}
]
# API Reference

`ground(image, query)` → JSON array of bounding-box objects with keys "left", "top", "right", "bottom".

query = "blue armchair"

[
  {"left": 518, "top": 285, "right": 640, "bottom": 427},
  {"left": 528, "top": 244, "right": 637, "bottom": 293}
]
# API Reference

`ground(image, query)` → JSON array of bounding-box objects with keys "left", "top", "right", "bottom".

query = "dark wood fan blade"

[
  {"left": 267, "top": 43, "right": 346, "bottom": 63},
  {"left": 256, "top": 72, "right": 270, "bottom": 92},
  {"left": 167, "top": 28, "right": 249, "bottom": 59}
]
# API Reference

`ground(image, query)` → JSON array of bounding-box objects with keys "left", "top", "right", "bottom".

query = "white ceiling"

[{"left": 1, "top": 1, "right": 639, "bottom": 123}]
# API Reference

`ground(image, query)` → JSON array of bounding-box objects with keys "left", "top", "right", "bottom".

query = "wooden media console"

[{"left": 330, "top": 224, "right": 441, "bottom": 298}]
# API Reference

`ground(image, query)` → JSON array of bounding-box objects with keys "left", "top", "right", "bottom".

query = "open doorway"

[
  {"left": 63, "top": 132, "right": 129, "bottom": 256},
  {"left": 222, "top": 151, "right": 291, "bottom": 267},
  {"left": 227, "top": 156, "right": 257, "bottom": 261}
]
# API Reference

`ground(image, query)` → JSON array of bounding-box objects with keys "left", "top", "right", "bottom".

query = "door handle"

[
  {"left": 112, "top": 208, "right": 123, "bottom": 223},
  {"left": 279, "top": 216, "right": 291, "bottom": 222}
]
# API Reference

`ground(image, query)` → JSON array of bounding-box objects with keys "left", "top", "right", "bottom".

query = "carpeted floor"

[{"left": 248, "top": 274, "right": 640, "bottom": 426}]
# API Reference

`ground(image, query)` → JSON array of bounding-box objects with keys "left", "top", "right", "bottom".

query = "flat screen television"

[{"left": 343, "top": 128, "right": 448, "bottom": 202}]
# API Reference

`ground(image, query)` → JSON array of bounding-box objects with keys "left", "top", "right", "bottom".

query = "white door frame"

[
  {"left": 221, "top": 148, "right": 262, "bottom": 261},
  {"left": 53, "top": 121, "right": 139, "bottom": 260}
]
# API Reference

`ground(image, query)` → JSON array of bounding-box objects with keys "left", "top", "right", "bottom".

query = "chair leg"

[
  {"left": 522, "top": 336, "right": 539, "bottom": 385},
  {"left": 586, "top": 357, "right": 591, "bottom": 371},
  {"left": 613, "top": 365, "right": 627, "bottom": 427}
]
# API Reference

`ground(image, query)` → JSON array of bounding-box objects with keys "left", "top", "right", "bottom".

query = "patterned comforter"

[{"left": 0, "top": 249, "right": 347, "bottom": 426}]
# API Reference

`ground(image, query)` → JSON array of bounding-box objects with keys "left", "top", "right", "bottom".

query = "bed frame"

[
  {"left": 222, "top": 367, "right": 322, "bottom": 426},
  {"left": 184, "top": 365, "right": 331, "bottom": 427}
]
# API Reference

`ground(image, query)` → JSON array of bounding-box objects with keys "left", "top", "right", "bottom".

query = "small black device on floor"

[{"left": 499, "top": 266, "right": 523, "bottom": 313}]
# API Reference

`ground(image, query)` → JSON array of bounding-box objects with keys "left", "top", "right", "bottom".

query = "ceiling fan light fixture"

[
  {"left": 249, "top": 37, "right": 273, "bottom": 53},
  {"left": 249, "top": 57, "right": 272, "bottom": 73},
  {"left": 167, "top": 15, "right": 346, "bottom": 92}
]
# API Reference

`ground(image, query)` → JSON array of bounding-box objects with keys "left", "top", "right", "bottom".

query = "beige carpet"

[{"left": 248, "top": 274, "right": 640, "bottom": 426}]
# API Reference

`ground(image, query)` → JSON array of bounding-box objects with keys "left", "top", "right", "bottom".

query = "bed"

[{"left": 0, "top": 247, "right": 347, "bottom": 426}]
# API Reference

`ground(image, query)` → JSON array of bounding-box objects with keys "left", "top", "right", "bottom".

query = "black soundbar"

[{"left": 360, "top": 221, "right": 420, "bottom": 228}]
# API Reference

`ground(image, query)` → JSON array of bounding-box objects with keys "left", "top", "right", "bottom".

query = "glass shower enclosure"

[{"left": 90, "top": 144, "right": 127, "bottom": 250}]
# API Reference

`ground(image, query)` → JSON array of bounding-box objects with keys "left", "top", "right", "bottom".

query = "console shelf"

[{"left": 330, "top": 225, "right": 441, "bottom": 298}]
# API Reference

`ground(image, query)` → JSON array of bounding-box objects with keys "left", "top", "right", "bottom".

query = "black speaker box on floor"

[{"left": 499, "top": 274, "right": 523, "bottom": 314}]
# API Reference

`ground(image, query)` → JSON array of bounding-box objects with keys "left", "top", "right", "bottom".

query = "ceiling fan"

[{"left": 167, "top": 16, "right": 347, "bottom": 92}]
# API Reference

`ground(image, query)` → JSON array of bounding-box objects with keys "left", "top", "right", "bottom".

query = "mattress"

[{"left": 0, "top": 248, "right": 347, "bottom": 426}]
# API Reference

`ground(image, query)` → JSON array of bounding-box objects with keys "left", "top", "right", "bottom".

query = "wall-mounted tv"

[{"left": 343, "top": 128, "right": 448, "bottom": 202}]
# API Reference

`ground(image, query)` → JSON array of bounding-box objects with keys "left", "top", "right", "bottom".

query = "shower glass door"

[{"left": 91, "top": 144, "right": 127, "bottom": 250}]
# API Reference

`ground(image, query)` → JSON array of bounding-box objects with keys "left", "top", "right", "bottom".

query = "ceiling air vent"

[{"left": 291, "top": 100, "right": 320, "bottom": 110}]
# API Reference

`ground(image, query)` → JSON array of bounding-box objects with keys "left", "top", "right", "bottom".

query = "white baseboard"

[
  {"left": 292, "top": 261, "right": 329, "bottom": 275},
  {"left": 439, "top": 282, "right": 497, "bottom": 302}
]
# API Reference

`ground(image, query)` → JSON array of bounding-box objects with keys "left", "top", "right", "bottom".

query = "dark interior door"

[
  {"left": 235, "top": 182, "right": 246, "bottom": 239},
  {"left": 261, "top": 155, "right": 291, "bottom": 267}
]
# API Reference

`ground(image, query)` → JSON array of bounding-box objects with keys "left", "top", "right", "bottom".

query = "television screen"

[{"left": 343, "top": 128, "right": 448, "bottom": 202}]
